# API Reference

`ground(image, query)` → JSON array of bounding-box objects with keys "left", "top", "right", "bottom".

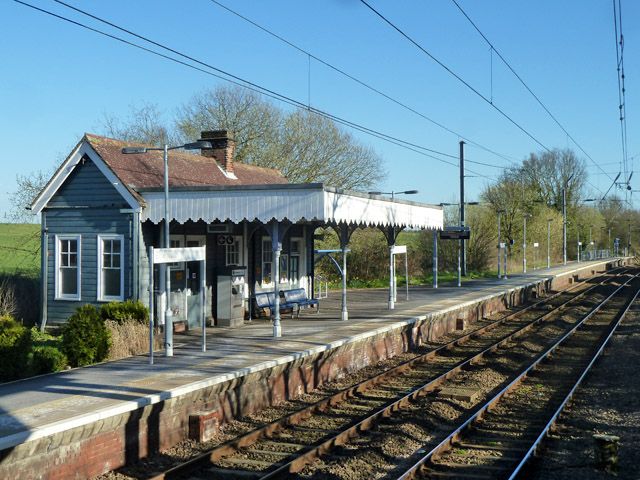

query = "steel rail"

[
  {"left": 507, "top": 286, "right": 640, "bottom": 479},
  {"left": 147, "top": 268, "right": 626, "bottom": 480},
  {"left": 397, "top": 271, "right": 640, "bottom": 480}
]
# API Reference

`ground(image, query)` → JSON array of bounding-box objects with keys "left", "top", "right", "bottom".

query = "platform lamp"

[
  {"left": 122, "top": 140, "right": 212, "bottom": 357},
  {"left": 497, "top": 209, "right": 506, "bottom": 279},
  {"left": 522, "top": 213, "right": 532, "bottom": 273},
  {"left": 547, "top": 218, "right": 553, "bottom": 269},
  {"left": 368, "top": 190, "right": 418, "bottom": 309}
]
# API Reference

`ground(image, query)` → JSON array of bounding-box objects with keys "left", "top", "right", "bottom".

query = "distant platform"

[{"left": 0, "top": 258, "right": 627, "bottom": 479}]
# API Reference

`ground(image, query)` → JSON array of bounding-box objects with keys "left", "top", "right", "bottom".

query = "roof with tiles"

[{"left": 84, "top": 133, "right": 287, "bottom": 195}]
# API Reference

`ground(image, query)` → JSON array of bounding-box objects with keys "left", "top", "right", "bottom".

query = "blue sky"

[{"left": 0, "top": 0, "right": 638, "bottom": 219}]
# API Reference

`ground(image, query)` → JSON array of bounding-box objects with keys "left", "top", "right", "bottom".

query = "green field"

[{"left": 0, "top": 223, "right": 40, "bottom": 277}]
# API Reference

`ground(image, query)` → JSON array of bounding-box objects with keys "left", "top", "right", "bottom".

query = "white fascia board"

[
  {"left": 30, "top": 140, "right": 141, "bottom": 214},
  {"left": 324, "top": 190, "right": 443, "bottom": 229}
]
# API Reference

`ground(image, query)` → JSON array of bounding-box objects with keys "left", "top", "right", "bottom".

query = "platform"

[{"left": 0, "top": 258, "right": 626, "bottom": 479}]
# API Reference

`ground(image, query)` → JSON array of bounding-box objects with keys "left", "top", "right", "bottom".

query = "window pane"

[
  {"left": 112, "top": 253, "right": 120, "bottom": 268},
  {"left": 103, "top": 269, "right": 120, "bottom": 297},
  {"left": 61, "top": 268, "right": 78, "bottom": 295},
  {"left": 69, "top": 254, "right": 77, "bottom": 267},
  {"left": 68, "top": 240, "right": 77, "bottom": 254},
  {"left": 290, "top": 256, "right": 299, "bottom": 280},
  {"left": 263, "top": 262, "right": 272, "bottom": 284},
  {"left": 112, "top": 241, "right": 121, "bottom": 253}
]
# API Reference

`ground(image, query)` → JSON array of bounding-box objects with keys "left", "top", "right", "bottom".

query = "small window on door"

[
  {"left": 262, "top": 237, "right": 272, "bottom": 284},
  {"left": 289, "top": 238, "right": 302, "bottom": 281}
]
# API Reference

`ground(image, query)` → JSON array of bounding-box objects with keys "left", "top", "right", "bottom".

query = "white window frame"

[
  {"left": 225, "top": 235, "right": 243, "bottom": 266},
  {"left": 97, "top": 234, "right": 124, "bottom": 302},
  {"left": 169, "top": 235, "right": 185, "bottom": 270},
  {"left": 289, "top": 237, "right": 303, "bottom": 282},
  {"left": 55, "top": 234, "right": 81, "bottom": 301},
  {"left": 261, "top": 237, "right": 273, "bottom": 285}
]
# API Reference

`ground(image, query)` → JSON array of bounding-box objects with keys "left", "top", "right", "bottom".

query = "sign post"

[
  {"left": 439, "top": 227, "right": 471, "bottom": 287},
  {"left": 391, "top": 245, "right": 409, "bottom": 300}
]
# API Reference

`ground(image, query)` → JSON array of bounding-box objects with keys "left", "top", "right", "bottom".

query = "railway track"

[
  {"left": 403, "top": 270, "right": 640, "bottom": 480},
  {"left": 147, "top": 268, "right": 634, "bottom": 480}
]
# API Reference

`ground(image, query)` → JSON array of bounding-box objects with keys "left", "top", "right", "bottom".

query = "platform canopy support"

[
  {"left": 381, "top": 226, "right": 404, "bottom": 309},
  {"left": 265, "top": 220, "right": 291, "bottom": 338}
]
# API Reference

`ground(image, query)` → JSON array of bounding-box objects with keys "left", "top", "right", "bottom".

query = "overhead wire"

[
  {"left": 358, "top": 0, "right": 553, "bottom": 154},
  {"left": 449, "top": 0, "right": 616, "bottom": 184},
  {"left": 14, "top": 0, "right": 493, "bottom": 181},
  {"left": 613, "top": 0, "right": 630, "bottom": 190},
  {"left": 208, "top": 0, "right": 519, "bottom": 166}
]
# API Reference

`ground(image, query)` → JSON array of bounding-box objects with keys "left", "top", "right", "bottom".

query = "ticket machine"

[{"left": 216, "top": 267, "right": 246, "bottom": 327}]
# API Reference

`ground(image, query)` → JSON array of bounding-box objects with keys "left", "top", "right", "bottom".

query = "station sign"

[
  {"left": 391, "top": 245, "right": 407, "bottom": 255},
  {"left": 439, "top": 226, "right": 471, "bottom": 240}
]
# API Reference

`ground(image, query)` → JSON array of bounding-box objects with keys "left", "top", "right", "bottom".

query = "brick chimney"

[{"left": 199, "top": 130, "right": 236, "bottom": 174}]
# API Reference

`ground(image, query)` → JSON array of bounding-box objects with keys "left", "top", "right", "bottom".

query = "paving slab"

[{"left": 0, "top": 259, "right": 621, "bottom": 451}]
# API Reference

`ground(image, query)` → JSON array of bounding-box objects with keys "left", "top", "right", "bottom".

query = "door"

[{"left": 185, "top": 235, "right": 206, "bottom": 329}]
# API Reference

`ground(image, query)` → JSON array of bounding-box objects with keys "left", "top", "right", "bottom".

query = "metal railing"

[
  {"left": 581, "top": 249, "right": 612, "bottom": 261},
  {"left": 314, "top": 276, "right": 329, "bottom": 299}
]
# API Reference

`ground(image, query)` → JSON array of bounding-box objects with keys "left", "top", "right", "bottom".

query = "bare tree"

[
  {"left": 515, "top": 149, "right": 586, "bottom": 209},
  {"left": 175, "top": 86, "right": 282, "bottom": 166},
  {"left": 107, "top": 85, "right": 385, "bottom": 190},
  {"left": 102, "top": 103, "right": 174, "bottom": 147},
  {"left": 7, "top": 170, "right": 52, "bottom": 223}
]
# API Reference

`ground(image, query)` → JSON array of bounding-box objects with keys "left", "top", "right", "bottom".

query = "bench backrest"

[
  {"left": 255, "top": 292, "right": 276, "bottom": 308},
  {"left": 283, "top": 288, "right": 309, "bottom": 303}
]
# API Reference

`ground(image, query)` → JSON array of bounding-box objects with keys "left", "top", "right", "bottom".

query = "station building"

[{"left": 31, "top": 131, "right": 443, "bottom": 328}]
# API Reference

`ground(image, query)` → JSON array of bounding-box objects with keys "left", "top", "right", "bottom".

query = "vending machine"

[{"left": 216, "top": 267, "right": 246, "bottom": 327}]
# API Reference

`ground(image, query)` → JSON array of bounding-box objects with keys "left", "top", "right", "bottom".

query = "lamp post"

[
  {"left": 562, "top": 173, "right": 574, "bottom": 265},
  {"left": 369, "top": 189, "right": 418, "bottom": 308},
  {"left": 547, "top": 218, "right": 552, "bottom": 269},
  {"left": 523, "top": 213, "right": 531, "bottom": 273},
  {"left": 577, "top": 226, "right": 581, "bottom": 262},
  {"left": 497, "top": 209, "right": 505, "bottom": 279},
  {"left": 122, "top": 140, "right": 212, "bottom": 357}
]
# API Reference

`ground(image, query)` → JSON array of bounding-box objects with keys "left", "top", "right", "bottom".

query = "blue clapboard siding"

[
  {"left": 48, "top": 157, "right": 129, "bottom": 208},
  {"left": 44, "top": 158, "right": 133, "bottom": 324}
]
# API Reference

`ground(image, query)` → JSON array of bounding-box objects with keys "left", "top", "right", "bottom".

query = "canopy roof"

[{"left": 139, "top": 184, "right": 443, "bottom": 229}]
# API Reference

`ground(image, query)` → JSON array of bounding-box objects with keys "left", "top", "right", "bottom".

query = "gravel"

[{"left": 526, "top": 299, "right": 640, "bottom": 480}]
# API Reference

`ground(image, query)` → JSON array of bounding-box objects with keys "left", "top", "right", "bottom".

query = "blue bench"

[
  {"left": 254, "top": 291, "right": 296, "bottom": 319},
  {"left": 283, "top": 288, "right": 319, "bottom": 317},
  {"left": 254, "top": 289, "right": 319, "bottom": 319}
]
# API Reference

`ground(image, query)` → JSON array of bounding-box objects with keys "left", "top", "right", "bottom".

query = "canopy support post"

[{"left": 267, "top": 220, "right": 290, "bottom": 338}]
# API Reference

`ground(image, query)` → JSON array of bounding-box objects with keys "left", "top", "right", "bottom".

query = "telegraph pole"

[{"left": 459, "top": 141, "right": 466, "bottom": 276}]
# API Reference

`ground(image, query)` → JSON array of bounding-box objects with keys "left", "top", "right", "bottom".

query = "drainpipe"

[{"left": 40, "top": 212, "right": 48, "bottom": 332}]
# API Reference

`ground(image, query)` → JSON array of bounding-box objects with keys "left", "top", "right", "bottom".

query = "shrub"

[
  {"left": 106, "top": 319, "right": 161, "bottom": 361},
  {"left": 0, "top": 315, "right": 32, "bottom": 382},
  {"left": 0, "top": 279, "right": 17, "bottom": 318},
  {"left": 31, "top": 345, "right": 68, "bottom": 375},
  {"left": 0, "top": 273, "right": 40, "bottom": 327},
  {"left": 62, "top": 305, "right": 111, "bottom": 367},
  {"left": 100, "top": 300, "right": 149, "bottom": 325}
]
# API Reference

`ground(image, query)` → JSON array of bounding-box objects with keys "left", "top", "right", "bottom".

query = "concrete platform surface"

[{"left": 0, "top": 259, "right": 621, "bottom": 451}]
